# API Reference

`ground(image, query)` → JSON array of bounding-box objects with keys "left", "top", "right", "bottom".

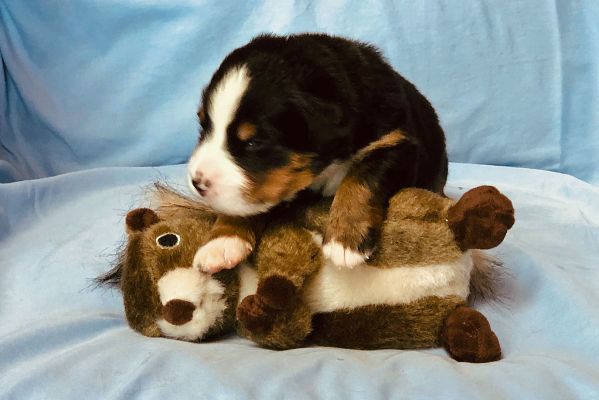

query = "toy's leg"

[
  {"left": 236, "top": 223, "right": 323, "bottom": 332},
  {"left": 323, "top": 131, "right": 438, "bottom": 268},
  {"left": 254, "top": 224, "right": 322, "bottom": 288},
  {"left": 237, "top": 302, "right": 312, "bottom": 350},
  {"left": 440, "top": 306, "right": 501, "bottom": 363},
  {"left": 447, "top": 186, "right": 515, "bottom": 251},
  {"left": 236, "top": 276, "right": 297, "bottom": 333}
]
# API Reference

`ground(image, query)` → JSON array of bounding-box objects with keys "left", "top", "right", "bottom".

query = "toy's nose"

[
  {"left": 191, "top": 175, "right": 212, "bottom": 197},
  {"left": 162, "top": 299, "right": 196, "bottom": 325}
]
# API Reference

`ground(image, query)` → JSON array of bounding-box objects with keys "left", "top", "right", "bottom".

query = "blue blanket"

[
  {"left": 1, "top": 1, "right": 598, "bottom": 183},
  {"left": 1, "top": 163, "right": 599, "bottom": 399},
  {"left": 1, "top": 1, "right": 599, "bottom": 399}
]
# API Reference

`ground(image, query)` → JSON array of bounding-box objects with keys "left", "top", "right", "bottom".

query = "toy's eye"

[{"left": 156, "top": 233, "right": 181, "bottom": 248}]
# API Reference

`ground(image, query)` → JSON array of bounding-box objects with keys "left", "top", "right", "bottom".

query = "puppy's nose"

[{"left": 191, "top": 177, "right": 212, "bottom": 197}]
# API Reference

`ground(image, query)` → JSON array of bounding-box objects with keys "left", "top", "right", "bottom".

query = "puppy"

[{"left": 187, "top": 33, "right": 448, "bottom": 271}]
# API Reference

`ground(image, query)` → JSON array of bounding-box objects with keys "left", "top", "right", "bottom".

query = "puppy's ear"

[
  {"left": 126, "top": 208, "right": 160, "bottom": 234},
  {"left": 272, "top": 101, "right": 311, "bottom": 150},
  {"left": 286, "top": 91, "right": 349, "bottom": 155}
]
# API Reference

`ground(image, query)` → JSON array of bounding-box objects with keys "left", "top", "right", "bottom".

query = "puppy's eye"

[
  {"left": 156, "top": 233, "right": 181, "bottom": 248},
  {"left": 246, "top": 138, "right": 265, "bottom": 150}
]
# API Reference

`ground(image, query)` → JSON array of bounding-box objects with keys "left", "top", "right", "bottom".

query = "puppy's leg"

[
  {"left": 323, "top": 130, "right": 420, "bottom": 268},
  {"left": 193, "top": 215, "right": 264, "bottom": 273}
]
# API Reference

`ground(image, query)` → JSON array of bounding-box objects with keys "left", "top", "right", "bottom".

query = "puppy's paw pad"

[
  {"left": 322, "top": 240, "right": 367, "bottom": 269},
  {"left": 193, "top": 236, "right": 252, "bottom": 273}
]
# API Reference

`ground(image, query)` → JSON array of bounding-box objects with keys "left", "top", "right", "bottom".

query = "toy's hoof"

[
  {"left": 237, "top": 294, "right": 277, "bottom": 334},
  {"left": 441, "top": 306, "right": 501, "bottom": 363},
  {"left": 256, "top": 275, "right": 297, "bottom": 310},
  {"left": 162, "top": 299, "right": 196, "bottom": 326},
  {"left": 193, "top": 236, "right": 252, "bottom": 273},
  {"left": 448, "top": 185, "right": 515, "bottom": 250}
]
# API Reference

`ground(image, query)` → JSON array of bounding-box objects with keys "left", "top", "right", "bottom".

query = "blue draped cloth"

[{"left": 1, "top": 1, "right": 598, "bottom": 399}]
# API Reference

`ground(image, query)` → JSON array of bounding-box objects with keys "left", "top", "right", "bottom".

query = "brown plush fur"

[
  {"left": 310, "top": 296, "right": 466, "bottom": 350},
  {"left": 237, "top": 186, "right": 513, "bottom": 357},
  {"left": 99, "top": 184, "right": 513, "bottom": 362},
  {"left": 116, "top": 203, "right": 240, "bottom": 340},
  {"left": 120, "top": 232, "right": 163, "bottom": 337},
  {"left": 368, "top": 189, "right": 462, "bottom": 267},
  {"left": 236, "top": 215, "right": 324, "bottom": 335},
  {"left": 253, "top": 222, "right": 323, "bottom": 288},
  {"left": 238, "top": 301, "right": 313, "bottom": 350}
]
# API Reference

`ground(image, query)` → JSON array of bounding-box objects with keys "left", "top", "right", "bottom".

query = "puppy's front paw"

[
  {"left": 322, "top": 240, "right": 368, "bottom": 269},
  {"left": 192, "top": 236, "right": 252, "bottom": 274}
]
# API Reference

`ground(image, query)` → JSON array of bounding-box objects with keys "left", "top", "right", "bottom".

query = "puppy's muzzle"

[{"left": 190, "top": 174, "right": 212, "bottom": 197}]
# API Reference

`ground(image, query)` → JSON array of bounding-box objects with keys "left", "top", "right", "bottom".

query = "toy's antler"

[{"left": 447, "top": 186, "right": 515, "bottom": 251}]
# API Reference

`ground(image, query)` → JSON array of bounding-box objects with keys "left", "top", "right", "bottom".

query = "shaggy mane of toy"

[{"left": 94, "top": 183, "right": 208, "bottom": 288}]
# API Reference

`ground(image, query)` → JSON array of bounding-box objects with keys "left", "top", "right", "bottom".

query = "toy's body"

[{"left": 100, "top": 185, "right": 514, "bottom": 362}]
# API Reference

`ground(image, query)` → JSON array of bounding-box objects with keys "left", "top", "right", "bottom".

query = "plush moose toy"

[{"left": 99, "top": 184, "right": 514, "bottom": 363}]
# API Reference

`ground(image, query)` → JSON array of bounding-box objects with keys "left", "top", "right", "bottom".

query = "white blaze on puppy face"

[{"left": 187, "top": 65, "right": 272, "bottom": 216}]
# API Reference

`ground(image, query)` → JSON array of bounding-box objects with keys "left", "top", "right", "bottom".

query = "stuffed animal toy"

[{"left": 98, "top": 184, "right": 514, "bottom": 363}]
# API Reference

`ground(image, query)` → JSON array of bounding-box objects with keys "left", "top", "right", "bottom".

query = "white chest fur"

[{"left": 237, "top": 252, "right": 473, "bottom": 312}]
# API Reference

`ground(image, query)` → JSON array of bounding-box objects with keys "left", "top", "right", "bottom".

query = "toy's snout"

[
  {"left": 155, "top": 267, "right": 229, "bottom": 341},
  {"left": 162, "top": 299, "right": 196, "bottom": 325}
]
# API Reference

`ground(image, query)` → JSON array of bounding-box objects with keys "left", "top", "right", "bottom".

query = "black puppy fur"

[
  {"left": 201, "top": 33, "right": 447, "bottom": 189},
  {"left": 193, "top": 33, "right": 448, "bottom": 267}
]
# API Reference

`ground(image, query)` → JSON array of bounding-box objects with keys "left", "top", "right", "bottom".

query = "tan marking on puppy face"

[
  {"left": 244, "top": 154, "right": 315, "bottom": 204},
  {"left": 325, "top": 176, "right": 383, "bottom": 248},
  {"left": 237, "top": 122, "right": 257, "bottom": 142},
  {"left": 353, "top": 130, "right": 407, "bottom": 163}
]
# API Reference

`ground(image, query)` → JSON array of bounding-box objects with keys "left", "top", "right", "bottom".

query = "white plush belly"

[
  {"left": 238, "top": 262, "right": 259, "bottom": 305},
  {"left": 237, "top": 253, "right": 473, "bottom": 312},
  {"left": 304, "top": 252, "right": 473, "bottom": 313}
]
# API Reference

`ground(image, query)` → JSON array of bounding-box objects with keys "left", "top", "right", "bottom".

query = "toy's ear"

[{"left": 126, "top": 208, "right": 160, "bottom": 234}]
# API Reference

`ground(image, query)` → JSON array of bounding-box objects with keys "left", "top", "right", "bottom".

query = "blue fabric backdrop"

[
  {"left": 1, "top": 1, "right": 599, "bottom": 399},
  {"left": 1, "top": 0, "right": 598, "bottom": 183}
]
